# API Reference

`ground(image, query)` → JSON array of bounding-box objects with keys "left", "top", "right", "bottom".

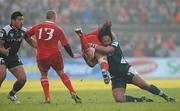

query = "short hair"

[
  {"left": 46, "top": 10, "right": 56, "bottom": 20},
  {"left": 11, "top": 11, "right": 23, "bottom": 20}
]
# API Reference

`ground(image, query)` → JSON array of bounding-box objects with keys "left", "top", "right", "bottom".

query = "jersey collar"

[{"left": 45, "top": 21, "right": 55, "bottom": 24}]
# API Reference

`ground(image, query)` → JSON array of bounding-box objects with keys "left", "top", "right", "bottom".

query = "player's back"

[
  {"left": 84, "top": 28, "right": 102, "bottom": 45},
  {"left": 85, "top": 35, "right": 102, "bottom": 45},
  {"left": 32, "top": 21, "right": 63, "bottom": 59}
]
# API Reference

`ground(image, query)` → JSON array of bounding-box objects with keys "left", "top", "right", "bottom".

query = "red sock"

[
  {"left": 100, "top": 62, "right": 109, "bottom": 72},
  {"left": 40, "top": 76, "right": 50, "bottom": 99},
  {"left": 60, "top": 73, "right": 75, "bottom": 93},
  {"left": 80, "top": 37, "right": 90, "bottom": 52}
]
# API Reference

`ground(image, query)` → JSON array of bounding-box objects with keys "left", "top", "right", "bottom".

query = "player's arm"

[
  {"left": 59, "top": 28, "right": 80, "bottom": 58},
  {"left": 95, "top": 45, "right": 115, "bottom": 54},
  {"left": 95, "top": 40, "right": 118, "bottom": 54},
  {"left": 0, "top": 29, "right": 10, "bottom": 56},
  {"left": 24, "top": 35, "right": 37, "bottom": 48},
  {"left": 25, "top": 26, "right": 37, "bottom": 48}
]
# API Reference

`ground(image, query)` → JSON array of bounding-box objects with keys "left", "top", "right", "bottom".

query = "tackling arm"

[
  {"left": 24, "top": 35, "right": 37, "bottom": 48},
  {"left": 95, "top": 45, "right": 115, "bottom": 55}
]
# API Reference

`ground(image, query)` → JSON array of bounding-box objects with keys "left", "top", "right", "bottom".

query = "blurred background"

[{"left": 0, "top": 0, "right": 180, "bottom": 79}]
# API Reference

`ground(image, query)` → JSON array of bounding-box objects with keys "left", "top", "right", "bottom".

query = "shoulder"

[
  {"left": 21, "top": 27, "right": 27, "bottom": 32},
  {"left": 27, "top": 23, "right": 40, "bottom": 31},
  {"left": 2, "top": 25, "right": 12, "bottom": 35},
  {"left": 111, "top": 40, "right": 119, "bottom": 47}
]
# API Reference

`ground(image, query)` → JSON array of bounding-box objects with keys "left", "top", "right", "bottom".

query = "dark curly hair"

[{"left": 98, "top": 23, "right": 113, "bottom": 42}]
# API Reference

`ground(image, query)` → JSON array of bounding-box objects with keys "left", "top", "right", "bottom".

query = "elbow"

[{"left": 103, "top": 49, "right": 112, "bottom": 54}]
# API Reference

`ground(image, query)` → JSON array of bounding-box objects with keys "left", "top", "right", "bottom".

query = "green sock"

[
  {"left": 148, "top": 84, "right": 167, "bottom": 98},
  {"left": 125, "top": 95, "right": 143, "bottom": 102}
]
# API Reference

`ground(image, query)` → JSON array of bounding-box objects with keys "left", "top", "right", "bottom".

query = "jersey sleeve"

[
  {"left": 58, "top": 27, "right": 68, "bottom": 46},
  {"left": 110, "top": 40, "right": 119, "bottom": 49},
  {"left": 26, "top": 25, "right": 36, "bottom": 37},
  {"left": 0, "top": 29, "right": 6, "bottom": 40}
]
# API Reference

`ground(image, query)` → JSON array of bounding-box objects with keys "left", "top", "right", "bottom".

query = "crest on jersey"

[{"left": 10, "top": 33, "right": 14, "bottom": 37}]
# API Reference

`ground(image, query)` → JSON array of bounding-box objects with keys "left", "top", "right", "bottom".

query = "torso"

[{"left": 1, "top": 25, "right": 26, "bottom": 59}]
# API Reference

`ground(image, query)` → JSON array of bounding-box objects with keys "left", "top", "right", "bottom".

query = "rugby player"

[
  {"left": 0, "top": 11, "right": 36, "bottom": 104},
  {"left": 76, "top": 24, "right": 176, "bottom": 103},
  {"left": 26, "top": 10, "right": 81, "bottom": 103}
]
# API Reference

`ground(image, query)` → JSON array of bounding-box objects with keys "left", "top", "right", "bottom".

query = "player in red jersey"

[
  {"left": 26, "top": 10, "right": 81, "bottom": 103},
  {"left": 75, "top": 21, "right": 117, "bottom": 84}
]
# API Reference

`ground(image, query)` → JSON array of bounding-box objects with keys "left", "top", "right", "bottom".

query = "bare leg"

[
  {"left": 112, "top": 88, "right": 126, "bottom": 102},
  {"left": 131, "top": 74, "right": 176, "bottom": 102},
  {"left": 9, "top": 65, "right": 26, "bottom": 95}
]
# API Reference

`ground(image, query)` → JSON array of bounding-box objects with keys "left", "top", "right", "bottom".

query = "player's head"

[
  {"left": 11, "top": 11, "right": 24, "bottom": 29},
  {"left": 46, "top": 10, "right": 57, "bottom": 21},
  {"left": 101, "top": 35, "right": 112, "bottom": 46},
  {"left": 98, "top": 20, "right": 113, "bottom": 45}
]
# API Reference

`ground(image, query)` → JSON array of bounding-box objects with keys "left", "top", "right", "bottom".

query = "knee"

[
  {"left": 18, "top": 77, "right": 26, "bottom": 85},
  {"left": 114, "top": 96, "right": 125, "bottom": 103}
]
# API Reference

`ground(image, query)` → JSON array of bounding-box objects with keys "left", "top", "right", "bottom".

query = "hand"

[
  {"left": 89, "top": 43, "right": 97, "bottom": 49},
  {"left": 102, "top": 71, "right": 111, "bottom": 84},
  {"left": 73, "top": 53, "right": 81, "bottom": 58},
  {"left": 2, "top": 47, "right": 10, "bottom": 56},
  {"left": 75, "top": 28, "right": 83, "bottom": 37}
]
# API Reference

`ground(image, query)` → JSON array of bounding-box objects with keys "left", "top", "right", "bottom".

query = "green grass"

[{"left": 0, "top": 80, "right": 180, "bottom": 111}]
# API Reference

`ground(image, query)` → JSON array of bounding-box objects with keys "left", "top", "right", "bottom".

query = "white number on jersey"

[{"left": 38, "top": 28, "right": 54, "bottom": 40}]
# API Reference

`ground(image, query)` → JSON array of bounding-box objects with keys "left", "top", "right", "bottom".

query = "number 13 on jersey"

[{"left": 38, "top": 28, "right": 54, "bottom": 40}]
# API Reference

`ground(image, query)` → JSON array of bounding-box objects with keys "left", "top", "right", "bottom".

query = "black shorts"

[
  {"left": 111, "top": 73, "right": 135, "bottom": 90},
  {"left": 0, "top": 56, "right": 23, "bottom": 69}
]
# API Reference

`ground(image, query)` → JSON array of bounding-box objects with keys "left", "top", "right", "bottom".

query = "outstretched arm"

[
  {"left": 24, "top": 35, "right": 37, "bottom": 48},
  {"left": 95, "top": 45, "right": 115, "bottom": 55}
]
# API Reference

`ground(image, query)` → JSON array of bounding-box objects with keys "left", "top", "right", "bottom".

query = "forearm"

[
  {"left": 25, "top": 37, "right": 37, "bottom": 48},
  {"left": 95, "top": 45, "right": 114, "bottom": 54},
  {"left": 64, "top": 44, "right": 74, "bottom": 57}
]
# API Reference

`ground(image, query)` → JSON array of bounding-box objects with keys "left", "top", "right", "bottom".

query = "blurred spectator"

[{"left": 0, "top": 0, "right": 179, "bottom": 58}]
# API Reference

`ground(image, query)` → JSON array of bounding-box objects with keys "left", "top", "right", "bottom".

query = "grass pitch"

[{"left": 0, "top": 79, "right": 180, "bottom": 111}]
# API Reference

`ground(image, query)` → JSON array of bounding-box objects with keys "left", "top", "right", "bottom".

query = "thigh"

[
  {"left": 9, "top": 65, "right": 26, "bottom": 81},
  {"left": 51, "top": 53, "right": 64, "bottom": 72},
  {"left": 82, "top": 46, "right": 96, "bottom": 61},
  {"left": 82, "top": 52, "right": 97, "bottom": 67},
  {"left": 131, "top": 74, "right": 150, "bottom": 90},
  {"left": 37, "top": 59, "right": 51, "bottom": 76}
]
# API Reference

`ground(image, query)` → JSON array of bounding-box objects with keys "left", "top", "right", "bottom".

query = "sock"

[
  {"left": 9, "top": 81, "right": 25, "bottom": 96},
  {"left": 100, "top": 62, "right": 109, "bottom": 72},
  {"left": 148, "top": 84, "right": 167, "bottom": 98},
  {"left": 125, "top": 95, "right": 143, "bottom": 102},
  {"left": 60, "top": 73, "right": 75, "bottom": 93},
  {"left": 40, "top": 76, "right": 50, "bottom": 99},
  {"left": 80, "top": 37, "right": 90, "bottom": 52}
]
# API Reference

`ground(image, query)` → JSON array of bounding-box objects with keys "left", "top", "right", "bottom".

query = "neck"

[{"left": 46, "top": 19, "right": 55, "bottom": 22}]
